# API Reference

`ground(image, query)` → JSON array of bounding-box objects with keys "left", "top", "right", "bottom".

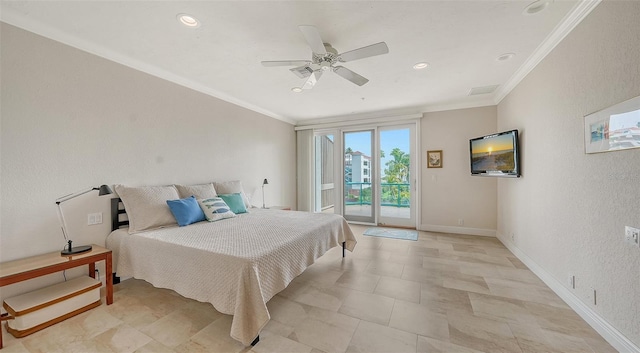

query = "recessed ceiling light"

[
  {"left": 177, "top": 13, "right": 200, "bottom": 27},
  {"left": 413, "top": 62, "right": 429, "bottom": 70},
  {"left": 523, "top": 0, "right": 552, "bottom": 15},
  {"left": 497, "top": 53, "right": 516, "bottom": 61},
  {"left": 291, "top": 87, "right": 303, "bottom": 93}
]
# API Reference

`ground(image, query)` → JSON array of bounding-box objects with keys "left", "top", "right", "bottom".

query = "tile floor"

[{"left": 1, "top": 225, "right": 617, "bottom": 353}]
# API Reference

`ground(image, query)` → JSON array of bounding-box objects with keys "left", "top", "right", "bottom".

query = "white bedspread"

[{"left": 106, "top": 209, "right": 356, "bottom": 345}]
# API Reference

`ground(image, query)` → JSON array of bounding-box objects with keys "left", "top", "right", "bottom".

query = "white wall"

[
  {"left": 0, "top": 23, "right": 296, "bottom": 296},
  {"left": 421, "top": 106, "right": 498, "bottom": 236},
  {"left": 497, "top": 1, "right": 640, "bottom": 348}
]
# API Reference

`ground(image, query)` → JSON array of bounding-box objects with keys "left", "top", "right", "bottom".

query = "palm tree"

[
  {"left": 384, "top": 148, "right": 410, "bottom": 183},
  {"left": 383, "top": 148, "right": 410, "bottom": 203}
]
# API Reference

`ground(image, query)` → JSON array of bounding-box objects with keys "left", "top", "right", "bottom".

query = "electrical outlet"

[
  {"left": 568, "top": 274, "right": 575, "bottom": 289},
  {"left": 511, "top": 233, "right": 515, "bottom": 242},
  {"left": 625, "top": 226, "right": 640, "bottom": 247},
  {"left": 458, "top": 219, "right": 464, "bottom": 226}
]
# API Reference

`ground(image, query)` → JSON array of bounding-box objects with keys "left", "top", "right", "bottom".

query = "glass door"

[
  {"left": 378, "top": 125, "right": 415, "bottom": 228},
  {"left": 343, "top": 130, "right": 375, "bottom": 223}
]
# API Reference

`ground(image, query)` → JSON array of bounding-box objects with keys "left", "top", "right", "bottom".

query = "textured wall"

[
  {"left": 497, "top": 1, "right": 640, "bottom": 346},
  {"left": 421, "top": 106, "right": 498, "bottom": 235},
  {"left": 0, "top": 23, "right": 296, "bottom": 295}
]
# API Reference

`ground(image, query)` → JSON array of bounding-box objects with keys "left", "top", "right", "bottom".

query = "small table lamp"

[
  {"left": 262, "top": 179, "right": 269, "bottom": 209},
  {"left": 56, "top": 185, "right": 113, "bottom": 256}
]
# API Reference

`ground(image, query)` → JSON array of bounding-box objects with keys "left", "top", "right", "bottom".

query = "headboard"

[{"left": 111, "top": 198, "right": 129, "bottom": 231}]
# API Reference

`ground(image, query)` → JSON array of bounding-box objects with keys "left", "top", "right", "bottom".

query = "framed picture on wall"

[
  {"left": 584, "top": 95, "right": 640, "bottom": 154},
  {"left": 427, "top": 150, "right": 442, "bottom": 168}
]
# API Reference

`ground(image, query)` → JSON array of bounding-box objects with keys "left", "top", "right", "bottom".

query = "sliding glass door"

[
  {"left": 341, "top": 125, "right": 415, "bottom": 227},
  {"left": 343, "top": 130, "right": 375, "bottom": 223},
  {"left": 378, "top": 125, "right": 415, "bottom": 228}
]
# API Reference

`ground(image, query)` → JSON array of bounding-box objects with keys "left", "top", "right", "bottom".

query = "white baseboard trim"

[
  {"left": 419, "top": 224, "right": 496, "bottom": 237},
  {"left": 497, "top": 234, "right": 639, "bottom": 353}
]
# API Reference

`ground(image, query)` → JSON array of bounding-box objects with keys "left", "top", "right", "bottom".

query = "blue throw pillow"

[
  {"left": 218, "top": 193, "right": 248, "bottom": 214},
  {"left": 166, "top": 196, "right": 206, "bottom": 226}
]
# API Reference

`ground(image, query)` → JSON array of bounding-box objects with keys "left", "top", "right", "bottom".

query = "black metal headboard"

[{"left": 111, "top": 198, "right": 129, "bottom": 231}]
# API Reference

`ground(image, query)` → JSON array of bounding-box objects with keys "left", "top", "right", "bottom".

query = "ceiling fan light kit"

[{"left": 262, "top": 25, "right": 388, "bottom": 90}]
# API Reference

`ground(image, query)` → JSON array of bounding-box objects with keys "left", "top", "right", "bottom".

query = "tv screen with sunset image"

[{"left": 470, "top": 130, "right": 520, "bottom": 177}]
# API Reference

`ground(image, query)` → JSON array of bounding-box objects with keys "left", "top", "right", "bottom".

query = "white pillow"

[
  {"left": 114, "top": 184, "right": 179, "bottom": 234},
  {"left": 175, "top": 183, "right": 217, "bottom": 199},
  {"left": 198, "top": 197, "right": 236, "bottom": 222},
  {"left": 213, "top": 180, "right": 252, "bottom": 209}
]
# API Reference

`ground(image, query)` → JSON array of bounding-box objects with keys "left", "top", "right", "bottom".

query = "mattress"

[{"left": 106, "top": 208, "right": 356, "bottom": 345}]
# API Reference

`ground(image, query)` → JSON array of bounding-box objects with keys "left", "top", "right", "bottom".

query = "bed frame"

[
  {"left": 111, "top": 198, "right": 129, "bottom": 231},
  {"left": 108, "top": 197, "right": 347, "bottom": 346}
]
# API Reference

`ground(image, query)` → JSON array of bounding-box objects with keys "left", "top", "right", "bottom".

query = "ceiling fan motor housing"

[{"left": 313, "top": 43, "right": 339, "bottom": 65}]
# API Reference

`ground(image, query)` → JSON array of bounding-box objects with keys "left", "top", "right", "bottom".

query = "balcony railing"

[{"left": 345, "top": 182, "right": 410, "bottom": 208}]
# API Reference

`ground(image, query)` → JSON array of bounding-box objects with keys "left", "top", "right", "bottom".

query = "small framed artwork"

[{"left": 427, "top": 150, "right": 442, "bottom": 168}]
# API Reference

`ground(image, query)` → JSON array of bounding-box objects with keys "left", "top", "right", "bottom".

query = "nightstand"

[
  {"left": 0, "top": 245, "right": 113, "bottom": 345},
  {"left": 267, "top": 206, "right": 291, "bottom": 210}
]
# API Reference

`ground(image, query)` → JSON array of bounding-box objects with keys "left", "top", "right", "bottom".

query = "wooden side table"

[{"left": 0, "top": 245, "right": 113, "bottom": 348}]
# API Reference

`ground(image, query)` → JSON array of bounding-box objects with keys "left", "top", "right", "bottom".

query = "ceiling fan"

[{"left": 261, "top": 25, "right": 389, "bottom": 90}]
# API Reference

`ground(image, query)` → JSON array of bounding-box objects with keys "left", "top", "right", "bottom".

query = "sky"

[
  {"left": 609, "top": 109, "right": 640, "bottom": 130},
  {"left": 471, "top": 133, "right": 514, "bottom": 154},
  {"left": 344, "top": 129, "right": 410, "bottom": 176}
]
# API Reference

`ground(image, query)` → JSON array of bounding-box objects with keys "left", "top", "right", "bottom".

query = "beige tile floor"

[{"left": 2, "top": 225, "right": 617, "bottom": 353}]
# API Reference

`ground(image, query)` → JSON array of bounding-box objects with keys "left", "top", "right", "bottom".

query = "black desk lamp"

[{"left": 56, "top": 185, "right": 113, "bottom": 255}]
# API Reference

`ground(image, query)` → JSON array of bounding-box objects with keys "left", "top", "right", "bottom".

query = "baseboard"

[
  {"left": 497, "top": 233, "right": 639, "bottom": 353},
  {"left": 419, "top": 224, "right": 496, "bottom": 237}
]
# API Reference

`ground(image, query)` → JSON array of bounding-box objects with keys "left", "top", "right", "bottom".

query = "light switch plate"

[
  {"left": 625, "top": 226, "right": 640, "bottom": 247},
  {"left": 87, "top": 212, "right": 103, "bottom": 225}
]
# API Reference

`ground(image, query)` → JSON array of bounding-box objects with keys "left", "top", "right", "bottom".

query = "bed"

[{"left": 106, "top": 193, "right": 356, "bottom": 346}]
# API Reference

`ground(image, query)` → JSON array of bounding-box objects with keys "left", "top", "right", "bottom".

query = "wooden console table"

[{"left": 0, "top": 245, "right": 113, "bottom": 348}]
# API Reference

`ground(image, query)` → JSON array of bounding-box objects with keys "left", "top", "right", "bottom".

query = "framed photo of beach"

[{"left": 584, "top": 95, "right": 640, "bottom": 154}]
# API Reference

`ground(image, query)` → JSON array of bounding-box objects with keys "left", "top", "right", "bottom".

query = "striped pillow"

[{"left": 197, "top": 197, "right": 236, "bottom": 222}]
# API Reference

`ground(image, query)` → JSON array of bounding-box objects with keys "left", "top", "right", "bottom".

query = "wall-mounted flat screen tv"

[{"left": 469, "top": 129, "right": 520, "bottom": 177}]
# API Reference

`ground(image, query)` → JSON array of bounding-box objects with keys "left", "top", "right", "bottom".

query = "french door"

[
  {"left": 343, "top": 130, "right": 375, "bottom": 223},
  {"left": 342, "top": 124, "right": 416, "bottom": 227},
  {"left": 377, "top": 125, "right": 416, "bottom": 228}
]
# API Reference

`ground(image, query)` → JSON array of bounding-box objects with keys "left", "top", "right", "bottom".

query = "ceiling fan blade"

[
  {"left": 338, "top": 42, "right": 389, "bottom": 62},
  {"left": 299, "top": 25, "right": 327, "bottom": 55},
  {"left": 301, "top": 70, "right": 324, "bottom": 90},
  {"left": 261, "top": 60, "right": 311, "bottom": 67},
  {"left": 333, "top": 66, "right": 369, "bottom": 86}
]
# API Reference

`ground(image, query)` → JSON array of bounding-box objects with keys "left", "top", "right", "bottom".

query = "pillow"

[
  {"left": 166, "top": 196, "right": 206, "bottom": 226},
  {"left": 175, "top": 183, "right": 217, "bottom": 199},
  {"left": 114, "top": 184, "right": 179, "bottom": 234},
  {"left": 218, "top": 193, "right": 248, "bottom": 214},
  {"left": 213, "top": 180, "right": 252, "bottom": 209},
  {"left": 198, "top": 197, "right": 236, "bottom": 222}
]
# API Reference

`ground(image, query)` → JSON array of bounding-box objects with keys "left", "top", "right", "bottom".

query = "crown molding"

[
  {"left": 1, "top": 1, "right": 601, "bottom": 126},
  {"left": 0, "top": 8, "right": 296, "bottom": 126},
  {"left": 493, "top": 0, "right": 602, "bottom": 104}
]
